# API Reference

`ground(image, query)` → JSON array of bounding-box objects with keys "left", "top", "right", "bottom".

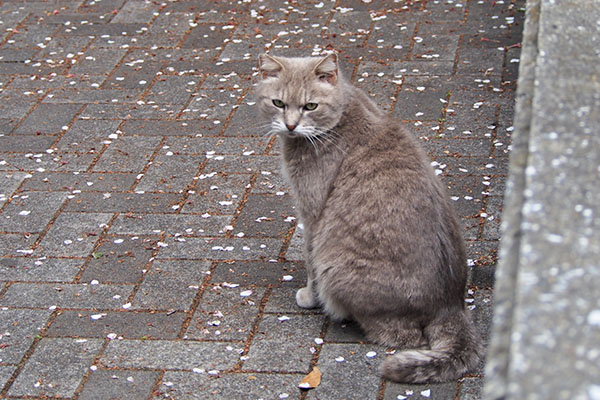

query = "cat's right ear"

[{"left": 258, "top": 54, "right": 284, "bottom": 79}]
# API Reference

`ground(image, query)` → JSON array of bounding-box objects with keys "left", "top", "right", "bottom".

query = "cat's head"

[{"left": 256, "top": 53, "right": 346, "bottom": 138}]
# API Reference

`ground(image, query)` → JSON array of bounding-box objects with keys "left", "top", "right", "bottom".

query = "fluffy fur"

[{"left": 255, "top": 53, "right": 483, "bottom": 383}]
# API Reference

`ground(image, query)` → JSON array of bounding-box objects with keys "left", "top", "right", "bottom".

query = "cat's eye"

[
  {"left": 272, "top": 99, "right": 285, "bottom": 108},
  {"left": 304, "top": 103, "right": 318, "bottom": 111}
]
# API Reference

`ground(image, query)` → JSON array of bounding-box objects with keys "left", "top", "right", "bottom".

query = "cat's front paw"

[{"left": 296, "top": 287, "right": 318, "bottom": 309}]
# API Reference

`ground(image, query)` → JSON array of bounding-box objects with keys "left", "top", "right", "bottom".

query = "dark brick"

[
  {"left": 211, "top": 261, "right": 305, "bottom": 287},
  {"left": 234, "top": 194, "right": 294, "bottom": 238},
  {"left": 80, "top": 236, "right": 157, "bottom": 284},
  {"left": 79, "top": 369, "right": 160, "bottom": 400},
  {"left": 47, "top": 310, "right": 186, "bottom": 339}
]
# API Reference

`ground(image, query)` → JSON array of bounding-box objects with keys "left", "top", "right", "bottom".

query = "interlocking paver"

[
  {"left": 47, "top": 310, "right": 186, "bottom": 339},
  {"left": 185, "top": 285, "right": 265, "bottom": 341},
  {"left": 0, "top": 309, "right": 51, "bottom": 364},
  {"left": 159, "top": 371, "right": 303, "bottom": 400},
  {"left": 0, "top": 0, "right": 523, "bottom": 398},
  {"left": 131, "top": 259, "right": 211, "bottom": 311},
  {"left": 0, "top": 283, "right": 133, "bottom": 309},
  {"left": 79, "top": 369, "right": 159, "bottom": 400},
  {"left": 7, "top": 338, "right": 103, "bottom": 398},
  {"left": 99, "top": 339, "right": 241, "bottom": 371},
  {"left": 243, "top": 313, "right": 325, "bottom": 373},
  {"left": 308, "top": 343, "right": 384, "bottom": 400},
  {"left": 79, "top": 235, "right": 156, "bottom": 284},
  {"left": 0, "top": 191, "right": 68, "bottom": 233},
  {"left": 0, "top": 257, "right": 82, "bottom": 283}
]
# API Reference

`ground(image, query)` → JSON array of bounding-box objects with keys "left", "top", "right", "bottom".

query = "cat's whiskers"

[{"left": 307, "top": 127, "right": 347, "bottom": 155}]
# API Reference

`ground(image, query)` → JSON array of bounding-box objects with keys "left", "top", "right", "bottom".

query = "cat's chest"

[{"left": 282, "top": 146, "right": 343, "bottom": 224}]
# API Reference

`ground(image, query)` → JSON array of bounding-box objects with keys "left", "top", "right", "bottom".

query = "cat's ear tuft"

[
  {"left": 258, "top": 54, "right": 284, "bottom": 79},
  {"left": 314, "top": 53, "right": 338, "bottom": 85}
]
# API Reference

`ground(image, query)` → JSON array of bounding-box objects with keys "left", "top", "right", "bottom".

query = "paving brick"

[
  {"left": 64, "top": 192, "right": 182, "bottom": 213},
  {"left": 92, "top": 136, "right": 162, "bottom": 172},
  {"left": 158, "top": 237, "right": 283, "bottom": 261},
  {"left": 100, "top": 339, "right": 241, "bottom": 370},
  {"left": 234, "top": 194, "right": 294, "bottom": 238},
  {"left": 159, "top": 371, "right": 303, "bottom": 400},
  {"left": 80, "top": 236, "right": 156, "bottom": 284},
  {"left": 0, "top": 233, "right": 39, "bottom": 257},
  {"left": 458, "top": 377, "right": 483, "bottom": 400},
  {"left": 0, "top": 135, "right": 55, "bottom": 153},
  {"left": 120, "top": 119, "right": 220, "bottom": 137},
  {"left": 243, "top": 314, "right": 324, "bottom": 373},
  {"left": 182, "top": 173, "right": 251, "bottom": 215},
  {"left": 0, "top": 89, "right": 38, "bottom": 120},
  {"left": 79, "top": 369, "right": 160, "bottom": 400},
  {"left": 55, "top": 119, "right": 121, "bottom": 154},
  {"left": 108, "top": 213, "right": 232, "bottom": 236},
  {"left": 43, "top": 88, "right": 143, "bottom": 104},
  {"left": 325, "top": 320, "right": 367, "bottom": 344},
  {"left": 309, "top": 343, "right": 384, "bottom": 400},
  {"left": 35, "top": 212, "right": 113, "bottom": 257},
  {"left": 264, "top": 286, "right": 316, "bottom": 315},
  {"left": 203, "top": 154, "right": 280, "bottom": 175},
  {"left": 180, "top": 23, "right": 235, "bottom": 50},
  {"left": 20, "top": 172, "right": 138, "bottom": 192},
  {"left": 0, "top": 172, "right": 29, "bottom": 205},
  {"left": 144, "top": 75, "right": 199, "bottom": 104},
  {"left": 0, "top": 257, "right": 82, "bottom": 282},
  {"left": 0, "top": 309, "right": 51, "bottom": 364},
  {"left": 0, "top": 191, "right": 68, "bottom": 233},
  {"left": 0, "top": 365, "right": 16, "bottom": 390},
  {"left": 393, "top": 85, "right": 447, "bottom": 121},
  {"left": 15, "top": 104, "right": 81, "bottom": 134},
  {"left": 284, "top": 226, "right": 303, "bottom": 261},
  {"left": 68, "top": 47, "right": 128, "bottom": 75},
  {"left": 8, "top": 338, "right": 103, "bottom": 398},
  {"left": 470, "top": 288, "right": 494, "bottom": 347},
  {"left": 0, "top": 283, "right": 133, "bottom": 309},
  {"left": 103, "top": 60, "right": 162, "bottom": 90},
  {"left": 482, "top": 195, "right": 502, "bottom": 241},
  {"left": 47, "top": 310, "right": 186, "bottom": 339},
  {"left": 0, "top": 152, "right": 97, "bottom": 173},
  {"left": 136, "top": 153, "right": 204, "bottom": 193},
  {"left": 163, "top": 136, "right": 270, "bottom": 155},
  {"left": 132, "top": 259, "right": 212, "bottom": 311},
  {"left": 81, "top": 103, "right": 182, "bottom": 119},
  {"left": 185, "top": 286, "right": 265, "bottom": 341},
  {"left": 0, "top": 119, "right": 17, "bottom": 135},
  {"left": 212, "top": 261, "right": 305, "bottom": 287},
  {"left": 383, "top": 382, "right": 458, "bottom": 400},
  {"left": 181, "top": 89, "right": 242, "bottom": 121}
]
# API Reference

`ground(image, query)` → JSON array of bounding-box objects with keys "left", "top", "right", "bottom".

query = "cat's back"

[{"left": 338, "top": 86, "right": 436, "bottom": 188}]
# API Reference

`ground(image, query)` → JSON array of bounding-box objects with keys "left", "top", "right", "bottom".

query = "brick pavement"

[{"left": 0, "top": 1, "right": 523, "bottom": 399}]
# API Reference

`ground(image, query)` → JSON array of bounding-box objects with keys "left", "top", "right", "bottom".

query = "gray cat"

[{"left": 256, "top": 53, "right": 482, "bottom": 383}]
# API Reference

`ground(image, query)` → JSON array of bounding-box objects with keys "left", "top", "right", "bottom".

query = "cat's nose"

[{"left": 286, "top": 123, "right": 297, "bottom": 131}]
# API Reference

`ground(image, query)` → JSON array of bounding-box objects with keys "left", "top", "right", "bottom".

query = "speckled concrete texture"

[{"left": 485, "top": 1, "right": 600, "bottom": 399}]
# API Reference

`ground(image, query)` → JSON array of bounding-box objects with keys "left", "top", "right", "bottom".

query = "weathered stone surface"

[
  {"left": 79, "top": 369, "right": 160, "bottom": 400},
  {"left": 8, "top": 338, "right": 103, "bottom": 398},
  {"left": 0, "top": 309, "right": 51, "bottom": 364},
  {"left": 485, "top": 1, "right": 600, "bottom": 399}
]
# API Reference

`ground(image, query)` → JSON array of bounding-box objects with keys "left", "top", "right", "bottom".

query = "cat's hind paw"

[{"left": 296, "top": 287, "right": 318, "bottom": 309}]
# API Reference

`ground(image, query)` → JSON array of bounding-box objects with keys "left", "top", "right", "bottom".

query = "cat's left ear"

[{"left": 314, "top": 53, "right": 338, "bottom": 85}]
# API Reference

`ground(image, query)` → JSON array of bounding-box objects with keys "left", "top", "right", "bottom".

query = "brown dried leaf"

[{"left": 298, "top": 367, "right": 321, "bottom": 389}]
